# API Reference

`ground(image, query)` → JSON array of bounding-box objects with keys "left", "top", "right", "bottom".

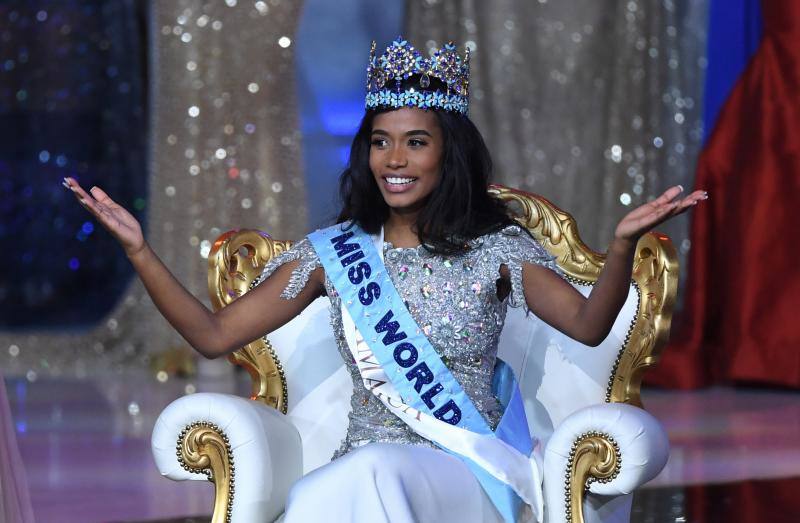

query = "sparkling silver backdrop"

[
  {"left": 406, "top": 0, "right": 708, "bottom": 259},
  {"left": 2, "top": 0, "right": 306, "bottom": 378}
]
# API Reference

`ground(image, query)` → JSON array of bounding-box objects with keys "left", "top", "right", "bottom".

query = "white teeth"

[{"left": 385, "top": 177, "right": 416, "bottom": 185}]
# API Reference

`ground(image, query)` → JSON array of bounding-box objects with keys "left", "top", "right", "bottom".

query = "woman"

[{"left": 66, "top": 39, "right": 705, "bottom": 523}]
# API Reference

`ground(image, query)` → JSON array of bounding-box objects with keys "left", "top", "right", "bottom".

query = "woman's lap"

[{"left": 283, "top": 442, "right": 503, "bottom": 523}]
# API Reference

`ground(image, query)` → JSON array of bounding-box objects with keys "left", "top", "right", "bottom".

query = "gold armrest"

[
  {"left": 178, "top": 231, "right": 293, "bottom": 523},
  {"left": 207, "top": 229, "right": 293, "bottom": 413},
  {"left": 178, "top": 421, "right": 235, "bottom": 523},
  {"left": 489, "top": 184, "right": 678, "bottom": 407},
  {"left": 565, "top": 431, "right": 621, "bottom": 523}
]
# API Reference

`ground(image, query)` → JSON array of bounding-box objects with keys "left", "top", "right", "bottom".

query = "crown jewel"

[{"left": 365, "top": 37, "right": 470, "bottom": 114}]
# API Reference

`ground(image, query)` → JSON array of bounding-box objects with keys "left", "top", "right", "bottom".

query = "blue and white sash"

[{"left": 308, "top": 223, "right": 544, "bottom": 523}]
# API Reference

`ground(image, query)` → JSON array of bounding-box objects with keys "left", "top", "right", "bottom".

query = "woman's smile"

[{"left": 381, "top": 175, "right": 419, "bottom": 192}]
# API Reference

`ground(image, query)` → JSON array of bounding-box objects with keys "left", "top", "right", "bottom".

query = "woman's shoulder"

[
  {"left": 468, "top": 223, "right": 529, "bottom": 249},
  {"left": 470, "top": 224, "right": 558, "bottom": 267},
  {"left": 271, "top": 236, "right": 318, "bottom": 260},
  {"left": 259, "top": 236, "right": 321, "bottom": 279}
]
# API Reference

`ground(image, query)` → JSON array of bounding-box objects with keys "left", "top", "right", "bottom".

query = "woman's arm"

[
  {"left": 130, "top": 245, "right": 324, "bottom": 358},
  {"left": 518, "top": 185, "right": 706, "bottom": 346},
  {"left": 65, "top": 177, "right": 324, "bottom": 358}
]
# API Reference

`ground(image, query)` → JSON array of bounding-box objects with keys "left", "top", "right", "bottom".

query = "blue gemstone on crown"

[{"left": 365, "top": 37, "right": 470, "bottom": 115}]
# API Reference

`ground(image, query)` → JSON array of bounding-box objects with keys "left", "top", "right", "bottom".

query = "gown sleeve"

[
  {"left": 496, "top": 225, "right": 563, "bottom": 312},
  {"left": 252, "top": 237, "right": 323, "bottom": 300}
]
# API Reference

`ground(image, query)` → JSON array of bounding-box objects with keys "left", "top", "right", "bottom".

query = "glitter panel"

[
  {"left": 1, "top": 0, "right": 306, "bottom": 378},
  {"left": 406, "top": 0, "right": 709, "bottom": 289},
  {"left": 0, "top": 2, "right": 148, "bottom": 328}
]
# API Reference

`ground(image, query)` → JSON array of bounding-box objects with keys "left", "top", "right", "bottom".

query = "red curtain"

[
  {"left": 683, "top": 477, "right": 800, "bottom": 522},
  {"left": 648, "top": 0, "right": 800, "bottom": 389}
]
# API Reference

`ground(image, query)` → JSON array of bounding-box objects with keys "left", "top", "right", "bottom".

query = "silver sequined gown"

[{"left": 257, "top": 224, "right": 560, "bottom": 459}]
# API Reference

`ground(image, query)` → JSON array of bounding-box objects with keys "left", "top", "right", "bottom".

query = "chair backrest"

[{"left": 207, "top": 185, "right": 678, "bottom": 473}]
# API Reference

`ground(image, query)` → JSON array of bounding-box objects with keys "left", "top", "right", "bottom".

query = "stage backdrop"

[
  {"left": 1, "top": 0, "right": 307, "bottom": 378},
  {"left": 3, "top": 0, "right": 712, "bottom": 379},
  {"left": 406, "top": 0, "right": 708, "bottom": 271}
]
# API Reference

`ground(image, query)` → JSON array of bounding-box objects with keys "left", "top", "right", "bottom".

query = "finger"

[
  {"left": 89, "top": 185, "right": 116, "bottom": 206},
  {"left": 653, "top": 185, "right": 684, "bottom": 205},
  {"left": 655, "top": 202, "right": 680, "bottom": 220},
  {"left": 677, "top": 191, "right": 708, "bottom": 209},
  {"left": 65, "top": 181, "right": 109, "bottom": 219},
  {"left": 663, "top": 197, "right": 701, "bottom": 219},
  {"left": 671, "top": 203, "right": 696, "bottom": 217},
  {"left": 64, "top": 179, "right": 118, "bottom": 219},
  {"left": 78, "top": 193, "right": 103, "bottom": 216},
  {"left": 64, "top": 177, "right": 94, "bottom": 202}
]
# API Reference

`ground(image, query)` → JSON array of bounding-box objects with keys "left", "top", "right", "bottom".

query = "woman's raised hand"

[
  {"left": 63, "top": 177, "right": 145, "bottom": 257},
  {"left": 614, "top": 185, "right": 707, "bottom": 243}
]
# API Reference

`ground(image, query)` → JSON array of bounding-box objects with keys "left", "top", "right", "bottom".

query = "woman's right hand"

[{"left": 63, "top": 177, "right": 145, "bottom": 257}]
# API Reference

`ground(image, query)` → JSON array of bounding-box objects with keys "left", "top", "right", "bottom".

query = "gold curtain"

[{"left": 405, "top": 0, "right": 707, "bottom": 256}]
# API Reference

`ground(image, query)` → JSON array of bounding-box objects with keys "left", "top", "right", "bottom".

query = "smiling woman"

[{"left": 65, "top": 37, "right": 705, "bottom": 523}]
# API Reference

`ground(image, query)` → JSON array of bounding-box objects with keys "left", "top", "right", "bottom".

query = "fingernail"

[
  {"left": 62, "top": 180, "right": 70, "bottom": 189},
  {"left": 678, "top": 184, "right": 684, "bottom": 192}
]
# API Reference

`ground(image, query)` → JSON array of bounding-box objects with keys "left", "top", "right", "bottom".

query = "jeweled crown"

[{"left": 365, "top": 37, "right": 470, "bottom": 114}]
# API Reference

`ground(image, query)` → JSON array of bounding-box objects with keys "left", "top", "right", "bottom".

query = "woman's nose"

[{"left": 387, "top": 147, "right": 407, "bottom": 168}]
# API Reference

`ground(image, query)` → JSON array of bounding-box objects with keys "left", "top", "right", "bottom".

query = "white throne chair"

[{"left": 151, "top": 185, "right": 674, "bottom": 523}]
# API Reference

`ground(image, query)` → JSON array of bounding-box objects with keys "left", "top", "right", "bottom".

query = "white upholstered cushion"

[
  {"left": 151, "top": 393, "right": 302, "bottom": 522},
  {"left": 264, "top": 296, "right": 350, "bottom": 473},
  {"left": 541, "top": 403, "right": 669, "bottom": 523},
  {"left": 498, "top": 283, "right": 640, "bottom": 443}
]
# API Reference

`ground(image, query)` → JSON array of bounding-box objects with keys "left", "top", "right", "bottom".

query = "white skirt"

[{"left": 283, "top": 443, "right": 504, "bottom": 523}]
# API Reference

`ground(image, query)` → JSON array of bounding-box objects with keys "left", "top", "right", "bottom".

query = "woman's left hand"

[{"left": 614, "top": 185, "right": 707, "bottom": 243}]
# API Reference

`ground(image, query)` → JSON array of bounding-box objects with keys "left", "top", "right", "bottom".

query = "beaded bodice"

[{"left": 257, "top": 225, "right": 560, "bottom": 458}]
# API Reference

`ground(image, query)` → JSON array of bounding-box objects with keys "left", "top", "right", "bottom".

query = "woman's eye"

[
  {"left": 408, "top": 138, "right": 427, "bottom": 147},
  {"left": 370, "top": 138, "right": 387, "bottom": 147}
]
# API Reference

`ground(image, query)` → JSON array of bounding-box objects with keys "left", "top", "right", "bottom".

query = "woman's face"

[{"left": 369, "top": 107, "right": 444, "bottom": 213}]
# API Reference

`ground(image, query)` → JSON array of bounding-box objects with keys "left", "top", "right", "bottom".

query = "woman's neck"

[{"left": 384, "top": 208, "right": 421, "bottom": 248}]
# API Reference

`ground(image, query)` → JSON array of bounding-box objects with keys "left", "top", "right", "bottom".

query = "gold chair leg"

[
  {"left": 565, "top": 432, "right": 621, "bottom": 523},
  {"left": 178, "top": 422, "right": 235, "bottom": 523}
]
